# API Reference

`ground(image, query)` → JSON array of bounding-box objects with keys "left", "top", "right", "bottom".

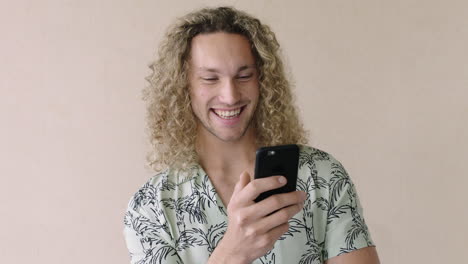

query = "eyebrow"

[{"left": 196, "top": 64, "right": 256, "bottom": 73}]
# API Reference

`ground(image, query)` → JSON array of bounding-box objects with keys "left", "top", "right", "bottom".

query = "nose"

[{"left": 219, "top": 79, "right": 241, "bottom": 105}]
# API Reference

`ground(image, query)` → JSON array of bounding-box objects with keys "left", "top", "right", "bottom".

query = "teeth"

[{"left": 213, "top": 108, "right": 241, "bottom": 119}]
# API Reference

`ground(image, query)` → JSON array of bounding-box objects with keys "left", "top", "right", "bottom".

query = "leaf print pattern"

[
  {"left": 258, "top": 252, "right": 276, "bottom": 264},
  {"left": 299, "top": 241, "right": 323, "bottom": 264},
  {"left": 123, "top": 146, "right": 375, "bottom": 264},
  {"left": 193, "top": 174, "right": 227, "bottom": 216},
  {"left": 191, "top": 222, "right": 227, "bottom": 253}
]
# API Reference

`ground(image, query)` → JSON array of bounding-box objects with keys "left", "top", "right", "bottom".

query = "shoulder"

[
  {"left": 126, "top": 166, "right": 201, "bottom": 214},
  {"left": 298, "top": 145, "right": 334, "bottom": 162},
  {"left": 125, "top": 171, "right": 173, "bottom": 217},
  {"left": 298, "top": 145, "right": 349, "bottom": 178},
  {"left": 296, "top": 144, "right": 356, "bottom": 200}
]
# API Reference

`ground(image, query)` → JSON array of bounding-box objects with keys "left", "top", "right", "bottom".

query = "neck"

[{"left": 196, "top": 127, "right": 257, "bottom": 177}]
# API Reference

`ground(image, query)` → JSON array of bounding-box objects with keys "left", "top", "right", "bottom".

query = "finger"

[
  {"left": 249, "top": 191, "right": 306, "bottom": 218},
  {"left": 254, "top": 203, "right": 303, "bottom": 234},
  {"left": 260, "top": 222, "right": 290, "bottom": 248},
  {"left": 239, "top": 171, "right": 251, "bottom": 188},
  {"left": 237, "top": 176, "right": 287, "bottom": 203}
]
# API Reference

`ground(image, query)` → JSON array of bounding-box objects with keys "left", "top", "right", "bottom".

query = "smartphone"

[{"left": 253, "top": 144, "right": 299, "bottom": 202}]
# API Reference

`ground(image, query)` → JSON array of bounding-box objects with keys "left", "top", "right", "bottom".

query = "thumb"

[{"left": 233, "top": 171, "right": 251, "bottom": 194}]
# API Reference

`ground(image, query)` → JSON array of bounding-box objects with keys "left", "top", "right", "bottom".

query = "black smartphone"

[{"left": 253, "top": 144, "right": 299, "bottom": 202}]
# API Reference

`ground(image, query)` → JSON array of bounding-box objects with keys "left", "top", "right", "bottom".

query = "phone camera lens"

[{"left": 267, "top": 150, "right": 275, "bottom": 156}]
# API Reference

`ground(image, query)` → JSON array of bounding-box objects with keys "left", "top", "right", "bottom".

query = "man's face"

[{"left": 188, "top": 32, "right": 259, "bottom": 142}]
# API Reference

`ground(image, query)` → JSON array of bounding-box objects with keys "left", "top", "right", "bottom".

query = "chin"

[{"left": 213, "top": 132, "right": 244, "bottom": 142}]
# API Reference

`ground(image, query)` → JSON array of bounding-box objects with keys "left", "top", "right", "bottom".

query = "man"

[{"left": 124, "top": 6, "right": 380, "bottom": 264}]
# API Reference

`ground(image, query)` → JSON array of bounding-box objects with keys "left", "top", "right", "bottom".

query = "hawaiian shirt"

[{"left": 123, "top": 145, "right": 375, "bottom": 263}]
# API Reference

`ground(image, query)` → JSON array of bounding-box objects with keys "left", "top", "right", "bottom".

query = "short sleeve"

[
  {"left": 123, "top": 197, "right": 183, "bottom": 264},
  {"left": 322, "top": 160, "right": 375, "bottom": 260}
]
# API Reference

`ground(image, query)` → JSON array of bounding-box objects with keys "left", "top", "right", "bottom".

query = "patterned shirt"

[{"left": 123, "top": 146, "right": 375, "bottom": 263}]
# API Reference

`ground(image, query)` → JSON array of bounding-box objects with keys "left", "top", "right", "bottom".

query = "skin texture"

[
  {"left": 188, "top": 32, "right": 379, "bottom": 264},
  {"left": 189, "top": 32, "right": 259, "bottom": 143}
]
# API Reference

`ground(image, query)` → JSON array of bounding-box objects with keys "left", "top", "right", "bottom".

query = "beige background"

[{"left": 1, "top": 0, "right": 467, "bottom": 263}]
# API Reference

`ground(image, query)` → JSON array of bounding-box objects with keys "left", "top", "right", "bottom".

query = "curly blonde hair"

[{"left": 143, "top": 6, "right": 308, "bottom": 172}]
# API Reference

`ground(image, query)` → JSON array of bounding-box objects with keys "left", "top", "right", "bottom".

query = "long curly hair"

[{"left": 143, "top": 6, "right": 308, "bottom": 172}]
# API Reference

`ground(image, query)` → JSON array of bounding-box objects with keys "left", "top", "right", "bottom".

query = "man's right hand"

[{"left": 208, "top": 171, "right": 307, "bottom": 264}]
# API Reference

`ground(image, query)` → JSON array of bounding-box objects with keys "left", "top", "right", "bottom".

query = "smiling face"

[{"left": 188, "top": 32, "right": 260, "bottom": 143}]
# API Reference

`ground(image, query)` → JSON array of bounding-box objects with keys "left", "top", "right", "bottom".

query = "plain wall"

[{"left": 1, "top": 0, "right": 467, "bottom": 263}]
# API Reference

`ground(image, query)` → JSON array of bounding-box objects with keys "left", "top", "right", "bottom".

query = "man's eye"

[
  {"left": 202, "top": 77, "right": 218, "bottom": 81},
  {"left": 237, "top": 74, "right": 253, "bottom": 80}
]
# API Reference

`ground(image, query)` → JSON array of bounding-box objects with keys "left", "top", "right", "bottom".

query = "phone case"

[{"left": 254, "top": 144, "right": 299, "bottom": 202}]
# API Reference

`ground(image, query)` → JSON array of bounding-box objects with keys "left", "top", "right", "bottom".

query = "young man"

[{"left": 124, "top": 7, "right": 379, "bottom": 264}]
